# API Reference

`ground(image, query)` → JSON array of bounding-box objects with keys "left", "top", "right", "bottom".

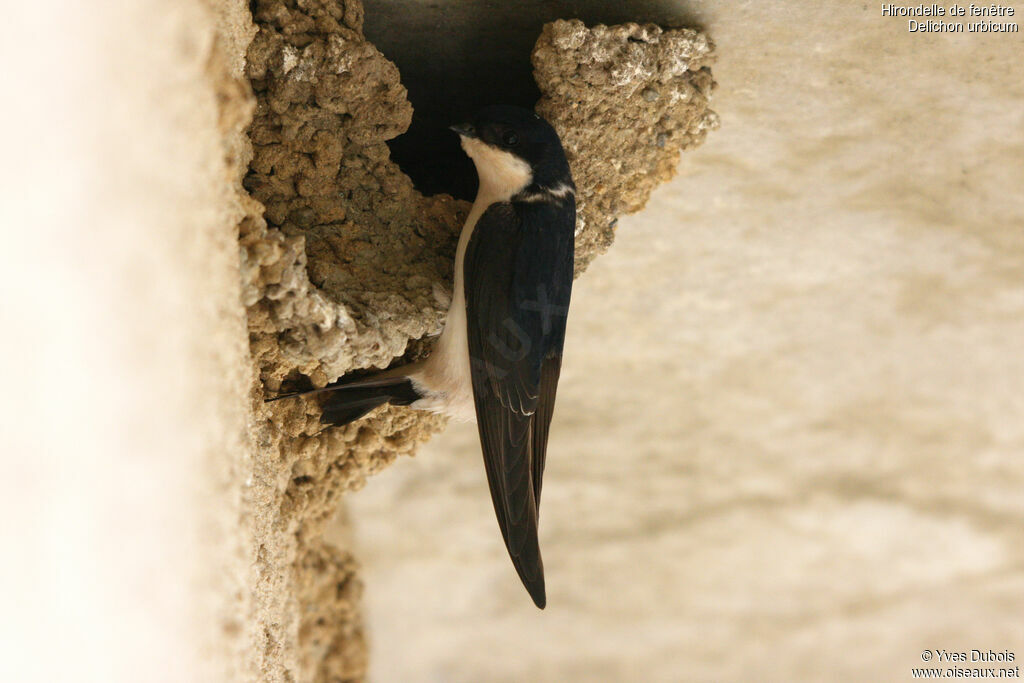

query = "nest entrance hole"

[{"left": 362, "top": 0, "right": 699, "bottom": 200}]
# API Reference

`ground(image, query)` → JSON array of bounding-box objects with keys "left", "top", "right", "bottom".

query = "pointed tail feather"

[
  {"left": 320, "top": 393, "right": 392, "bottom": 426},
  {"left": 265, "top": 374, "right": 421, "bottom": 427},
  {"left": 510, "top": 531, "right": 546, "bottom": 609}
]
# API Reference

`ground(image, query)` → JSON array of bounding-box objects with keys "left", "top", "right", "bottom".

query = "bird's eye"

[{"left": 502, "top": 131, "right": 519, "bottom": 146}]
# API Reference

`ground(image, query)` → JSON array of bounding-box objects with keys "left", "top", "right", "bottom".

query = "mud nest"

[{"left": 235, "top": 1, "right": 717, "bottom": 678}]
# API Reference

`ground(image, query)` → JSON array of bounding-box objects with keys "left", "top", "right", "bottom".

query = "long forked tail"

[{"left": 265, "top": 374, "right": 421, "bottom": 427}]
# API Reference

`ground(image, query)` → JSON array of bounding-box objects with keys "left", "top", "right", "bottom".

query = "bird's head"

[{"left": 451, "top": 105, "right": 573, "bottom": 201}]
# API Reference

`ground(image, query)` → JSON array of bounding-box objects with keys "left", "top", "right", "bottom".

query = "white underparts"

[{"left": 406, "top": 136, "right": 534, "bottom": 421}]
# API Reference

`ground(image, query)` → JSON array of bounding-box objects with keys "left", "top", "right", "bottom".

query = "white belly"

[{"left": 407, "top": 200, "right": 487, "bottom": 422}]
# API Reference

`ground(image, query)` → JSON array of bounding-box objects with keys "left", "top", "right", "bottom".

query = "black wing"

[{"left": 463, "top": 198, "right": 575, "bottom": 608}]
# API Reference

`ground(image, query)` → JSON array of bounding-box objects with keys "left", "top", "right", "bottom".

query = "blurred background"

[{"left": 2, "top": 1, "right": 1022, "bottom": 681}]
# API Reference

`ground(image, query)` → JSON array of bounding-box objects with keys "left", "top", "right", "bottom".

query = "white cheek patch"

[{"left": 460, "top": 136, "right": 532, "bottom": 201}]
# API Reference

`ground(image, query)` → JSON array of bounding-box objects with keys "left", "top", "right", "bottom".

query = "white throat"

[{"left": 460, "top": 136, "right": 532, "bottom": 202}]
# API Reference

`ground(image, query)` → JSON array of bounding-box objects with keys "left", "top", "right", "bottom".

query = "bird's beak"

[{"left": 449, "top": 122, "right": 477, "bottom": 139}]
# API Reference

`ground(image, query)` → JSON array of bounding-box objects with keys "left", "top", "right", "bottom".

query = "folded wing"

[{"left": 462, "top": 198, "right": 575, "bottom": 608}]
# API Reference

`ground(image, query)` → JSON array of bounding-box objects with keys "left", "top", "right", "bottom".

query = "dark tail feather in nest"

[{"left": 265, "top": 374, "right": 421, "bottom": 427}]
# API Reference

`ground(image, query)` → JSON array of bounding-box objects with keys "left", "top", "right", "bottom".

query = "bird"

[{"left": 269, "top": 105, "right": 576, "bottom": 608}]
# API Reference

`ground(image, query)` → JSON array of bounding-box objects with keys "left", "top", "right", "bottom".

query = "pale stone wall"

[{"left": 1, "top": 0, "right": 255, "bottom": 680}]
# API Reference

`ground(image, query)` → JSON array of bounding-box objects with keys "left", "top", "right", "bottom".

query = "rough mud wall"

[
  {"left": 236, "top": 2, "right": 716, "bottom": 679},
  {"left": 534, "top": 20, "right": 718, "bottom": 273},
  {"left": 240, "top": 1, "right": 453, "bottom": 678}
]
